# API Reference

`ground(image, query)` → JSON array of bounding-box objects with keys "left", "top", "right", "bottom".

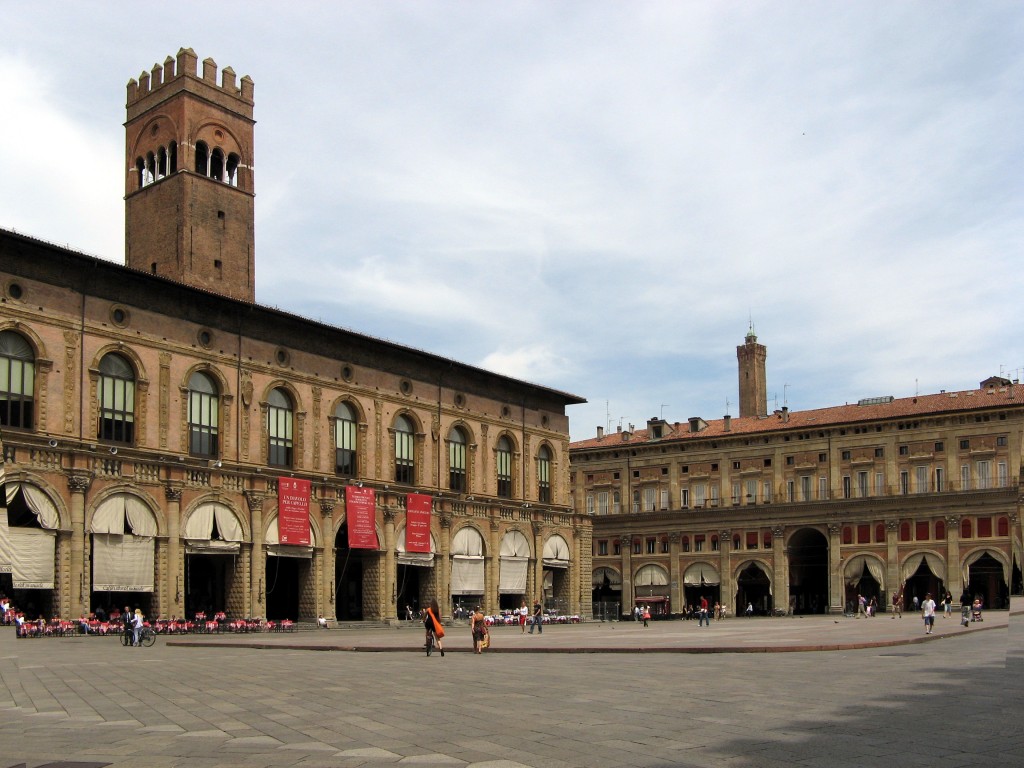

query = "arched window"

[
  {"left": 168, "top": 142, "right": 177, "bottom": 174},
  {"left": 195, "top": 141, "right": 209, "bottom": 175},
  {"left": 135, "top": 157, "right": 146, "bottom": 189},
  {"left": 0, "top": 331, "right": 35, "bottom": 430},
  {"left": 210, "top": 148, "right": 225, "bottom": 181},
  {"left": 267, "top": 388, "right": 293, "bottom": 467},
  {"left": 448, "top": 426, "right": 467, "bottom": 492},
  {"left": 496, "top": 436, "right": 512, "bottom": 498},
  {"left": 226, "top": 153, "right": 240, "bottom": 186},
  {"left": 97, "top": 353, "right": 135, "bottom": 444},
  {"left": 145, "top": 152, "right": 156, "bottom": 185},
  {"left": 157, "top": 146, "right": 167, "bottom": 179},
  {"left": 334, "top": 401, "right": 357, "bottom": 477},
  {"left": 935, "top": 520, "right": 946, "bottom": 539},
  {"left": 187, "top": 371, "right": 219, "bottom": 457},
  {"left": 394, "top": 415, "right": 414, "bottom": 484},
  {"left": 537, "top": 445, "right": 551, "bottom": 503}
]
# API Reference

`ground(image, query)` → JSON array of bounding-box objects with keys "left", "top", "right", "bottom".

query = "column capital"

[
  {"left": 439, "top": 514, "right": 452, "bottom": 529},
  {"left": 319, "top": 499, "right": 335, "bottom": 518},
  {"left": 244, "top": 491, "right": 266, "bottom": 513},
  {"left": 772, "top": 525, "right": 786, "bottom": 538},
  {"left": 67, "top": 472, "right": 92, "bottom": 494},
  {"left": 886, "top": 519, "right": 900, "bottom": 532},
  {"left": 164, "top": 484, "right": 183, "bottom": 502},
  {"left": 945, "top": 514, "right": 961, "bottom": 526},
  {"left": 383, "top": 506, "right": 397, "bottom": 522}
]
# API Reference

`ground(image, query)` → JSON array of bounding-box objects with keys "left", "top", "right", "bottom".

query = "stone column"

[
  {"left": 66, "top": 472, "right": 91, "bottom": 618},
  {"left": 827, "top": 523, "right": 843, "bottom": 613},
  {"left": 569, "top": 524, "right": 581, "bottom": 617},
  {"left": 487, "top": 519, "right": 501, "bottom": 614},
  {"left": 439, "top": 513, "right": 452, "bottom": 618},
  {"left": 164, "top": 484, "right": 184, "bottom": 618},
  {"left": 383, "top": 507, "right": 397, "bottom": 620},
  {"left": 620, "top": 534, "right": 633, "bottom": 617},
  {"left": 533, "top": 521, "right": 546, "bottom": 606},
  {"left": 886, "top": 519, "right": 900, "bottom": 601},
  {"left": 245, "top": 491, "right": 265, "bottom": 619},
  {"left": 946, "top": 515, "right": 961, "bottom": 595},
  {"left": 719, "top": 529, "right": 732, "bottom": 612},
  {"left": 772, "top": 525, "right": 788, "bottom": 614},
  {"left": 668, "top": 532, "right": 681, "bottom": 615},
  {"left": 319, "top": 498, "right": 335, "bottom": 616}
]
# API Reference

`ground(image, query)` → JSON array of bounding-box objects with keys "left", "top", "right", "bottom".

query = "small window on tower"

[
  {"left": 214, "top": 260, "right": 222, "bottom": 271},
  {"left": 217, "top": 210, "right": 225, "bottom": 220},
  {"left": 151, "top": 263, "right": 157, "bottom": 274}
]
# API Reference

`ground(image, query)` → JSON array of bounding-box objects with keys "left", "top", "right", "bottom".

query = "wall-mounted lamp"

[
  {"left": 209, "top": 460, "right": 222, "bottom": 469},
  {"left": 47, "top": 439, "right": 58, "bottom": 448},
  {"left": 255, "top": 467, "right": 262, "bottom": 473},
  {"left": 466, "top": 496, "right": 474, "bottom": 501},
  {"left": 522, "top": 503, "right": 531, "bottom": 509},
  {"left": 109, "top": 447, "right": 118, "bottom": 455},
  {"left": 356, "top": 482, "right": 363, "bottom": 488}
]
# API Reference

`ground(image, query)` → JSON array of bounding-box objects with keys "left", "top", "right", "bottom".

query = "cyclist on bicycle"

[{"left": 423, "top": 599, "right": 445, "bottom": 657}]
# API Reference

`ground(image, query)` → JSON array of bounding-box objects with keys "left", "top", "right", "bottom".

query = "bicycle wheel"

[
  {"left": 425, "top": 633, "right": 433, "bottom": 656},
  {"left": 120, "top": 632, "right": 130, "bottom": 647},
  {"left": 142, "top": 628, "right": 156, "bottom": 647}
]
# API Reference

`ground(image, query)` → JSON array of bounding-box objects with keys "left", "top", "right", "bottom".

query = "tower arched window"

[
  {"left": 97, "top": 353, "right": 135, "bottom": 444},
  {"left": 168, "top": 142, "right": 177, "bottom": 174},
  {"left": 145, "top": 152, "right": 156, "bottom": 185},
  {"left": 537, "top": 445, "right": 551, "bottom": 503},
  {"left": 496, "top": 436, "right": 512, "bottom": 498},
  {"left": 187, "top": 371, "right": 219, "bottom": 457},
  {"left": 157, "top": 146, "right": 167, "bottom": 179},
  {"left": 194, "top": 141, "right": 209, "bottom": 175},
  {"left": 394, "top": 415, "right": 414, "bottom": 484},
  {"left": 135, "top": 157, "right": 146, "bottom": 189},
  {"left": 226, "top": 153, "right": 240, "bottom": 187},
  {"left": 448, "top": 426, "right": 467, "bottom": 492},
  {"left": 210, "top": 148, "right": 225, "bottom": 182},
  {"left": 334, "top": 401, "right": 357, "bottom": 477},
  {"left": 0, "top": 330, "right": 35, "bottom": 430},
  {"left": 267, "top": 388, "right": 293, "bottom": 467}
]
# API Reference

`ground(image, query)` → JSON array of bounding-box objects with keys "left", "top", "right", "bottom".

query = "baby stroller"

[
  {"left": 971, "top": 600, "right": 983, "bottom": 622},
  {"left": 960, "top": 604, "right": 970, "bottom": 627}
]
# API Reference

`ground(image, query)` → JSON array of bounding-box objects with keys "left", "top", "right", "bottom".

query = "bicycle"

[
  {"left": 120, "top": 626, "right": 156, "bottom": 647},
  {"left": 425, "top": 629, "right": 436, "bottom": 657}
]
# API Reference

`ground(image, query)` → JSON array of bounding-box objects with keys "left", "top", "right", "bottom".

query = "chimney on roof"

[
  {"left": 723, "top": 414, "right": 731, "bottom": 432},
  {"left": 596, "top": 426, "right": 604, "bottom": 439},
  {"left": 781, "top": 406, "right": 789, "bottom": 423}
]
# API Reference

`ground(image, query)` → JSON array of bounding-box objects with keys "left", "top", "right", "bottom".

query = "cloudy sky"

[{"left": 2, "top": 3, "right": 1021, "bottom": 440}]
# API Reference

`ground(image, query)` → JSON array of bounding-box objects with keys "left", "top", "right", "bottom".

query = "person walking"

[
  {"left": 922, "top": 592, "right": 937, "bottom": 635},
  {"left": 121, "top": 605, "right": 132, "bottom": 648},
  {"left": 471, "top": 606, "right": 486, "bottom": 654},
  {"left": 943, "top": 591, "right": 953, "bottom": 617},
  {"left": 518, "top": 600, "right": 529, "bottom": 634},
  {"left": 423, "top": 598, "right": 445, "bottom": 657},
  {"left": 131, "top": 608, "right": 144, "bottom": 646},
  {"left": 642, "top": 606, "right": 650, "bottom": 627},
  {"left": 698, "top": 596, "right": 709, "bottom": 627},
  {"left": 529, "top": 601, "right": 543, "bottom": 634},
  {"left": 856, "top": 594, "right": 866, "bottom": 618}
]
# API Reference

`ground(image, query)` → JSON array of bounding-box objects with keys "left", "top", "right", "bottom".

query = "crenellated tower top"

[{"left": 124, "top": 48, "right": 256, "bottom": 302}]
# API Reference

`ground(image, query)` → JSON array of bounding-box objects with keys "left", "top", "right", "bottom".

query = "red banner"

[
  {"left": 405, "top": 493, "right": 432, "bottom": 553},
  {"left": 277, "top": 477, "right": 311, "bottom": 546},
  {"left": 345, "top": 486, "right": 378, "bottom": 549}
]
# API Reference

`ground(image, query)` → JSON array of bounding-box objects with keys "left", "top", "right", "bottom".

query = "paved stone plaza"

[{"left": 0, "top": 603, "right": 1019, "bottom": 768}]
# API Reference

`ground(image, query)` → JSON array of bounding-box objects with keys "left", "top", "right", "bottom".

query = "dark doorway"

[
  {"left": 787, "top": 528, "right": 829, "bottom": 614},
  {"left": 967, "top": 553, "right": 1009, "bottom": 609},
  {"left": 184, "top": 554, "right": 229, "bottom": 618},
  {"left": 265, "top": 555, "right": 301, "bottom": 621},
  {"left": 334, "top": 525, "right": 368, "bottom": 620},
  {"left": 735, "top": 562, "right": 772, "bottom": 615},
  {"left": 903, "top": 559, "right": 941, "bottom": 611},
  {"left": 396, "top": 564, "right": 423, "bottom": 620}
]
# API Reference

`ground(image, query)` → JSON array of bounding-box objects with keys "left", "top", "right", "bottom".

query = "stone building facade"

[
  {"left": 575, "top": 334, "right": 1023, "bottom": 617},
  {"left": 0, "top": 49, "right": 589, "bottom": 623}
]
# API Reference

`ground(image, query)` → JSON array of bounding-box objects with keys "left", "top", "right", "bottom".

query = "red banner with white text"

[
  {"left": 405, "top": 493, "right": 432, "bottom": 553},
  {"left": 277, "top": 477, "right": 311, "bottom": 546},
  {"left": 345, "top": 486, "right": 378, "bottom": 549}
]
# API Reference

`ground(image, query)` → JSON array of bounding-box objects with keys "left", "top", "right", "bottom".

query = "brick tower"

[
  {"left": 124, "top": 48, "right": 256, "bottom": 302},
  {"left": 736, "top": 325, "right": 767, "bottom": 418}
]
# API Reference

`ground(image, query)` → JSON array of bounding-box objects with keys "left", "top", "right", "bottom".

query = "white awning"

[
  {"left": 901, "top": 552, "right": 946, "bottom": 584},
  {"left": 451, "top": 556, "right": 484, "bottom": 595},
  {"left": 91, "top": 493, "right": 157, "bottom": 536},
  {"left": 592, "top": 566, "right": 622, "bottom": 588},
  {"left": 683, "top": 562, "right": 720, "bottom": 586},
  {"left": 6, "top": 484, "right": 59, "bottom": 530},
  {"left": 265, "top": 516, "right": 314, "bottom": 559},
  {"left": 500, "top": 530, "right": 531, "bottom": 558},
  {"left": 845, "top": 554, "right": 886, "bottom": 590},
  {"left": 451, "top": 526, "right": 484, "bottom": 557},
  {"left": 542, "top": 534, "right": 570, "bottom": 569},
  {"left": 92, "top": 534, "right": 154, "bottom": 592},
  {"left": 183, "top": 502, "right": 244, "bottom": 554},
  {"left": 499, "top": 558, "right": 528, "bottom": 594},
  {"left": 635, "top": 564, "right": 669, "bottom": 587},
  {"left": 8, "top": 528, "right": 55, "bottom": 589}
]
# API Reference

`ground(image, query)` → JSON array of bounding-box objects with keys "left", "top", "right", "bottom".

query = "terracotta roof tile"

[{"left": 570, "top": 384, "right": 1023, "bottom": 450}]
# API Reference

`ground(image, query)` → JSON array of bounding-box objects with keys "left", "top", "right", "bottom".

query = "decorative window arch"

[
  {"left": 0, "top": 330, "right": 35, "bottom": 430},
  {"left": 97, "top": 353, "right": 135, "bottom": 444},
  {"left": 448, "top": 425, "right": 467, "bottom": 492},
  {"left": 496, "top": 435, "right": 513, "bottom": 498},
  {"left": 536, "top": 444, "right": 552, "bottom": 503},
  {"left": 267, "top": 387, "right": 293, "bottom": 467},
  {"left": 394, "top": 414, "right": 415, "bottom": 484},
  {"left": 333, "top": 401, "right": 358, "bottom": 477},
  {"left": 188, "top": 371, "right": 219, "bottom": 457}
]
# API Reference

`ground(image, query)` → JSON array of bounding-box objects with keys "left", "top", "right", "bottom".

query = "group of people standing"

[{"left": 422, "top": 599, "right": 547, "bottom": 656}]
